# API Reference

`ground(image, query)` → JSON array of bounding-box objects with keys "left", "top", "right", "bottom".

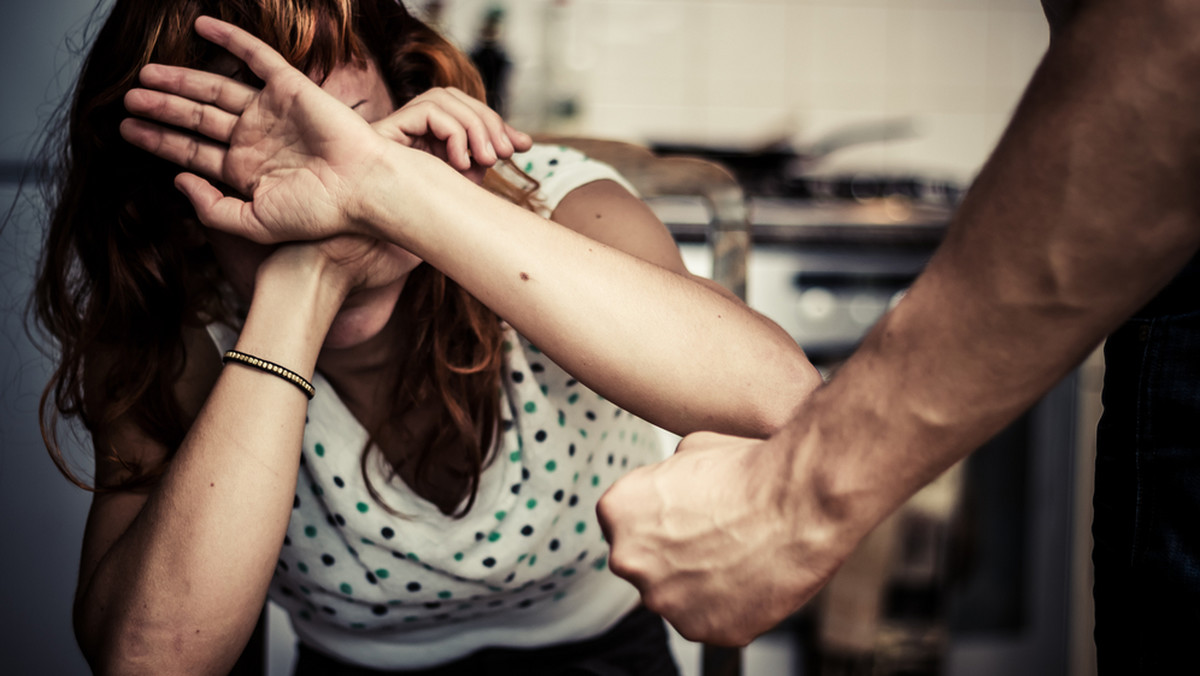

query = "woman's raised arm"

[{"left": 121, "top": 16, "right": 822, "bottom": 438}]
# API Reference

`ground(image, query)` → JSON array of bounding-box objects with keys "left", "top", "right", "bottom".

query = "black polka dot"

[
  {"left": 530, "top": 363, "right": 545, "bottom": 373},
  {"left": 565, "top": 379, "right": 578, "bottom": 387},
  {"left": 372, "top": 605, "right": 388, "bottom": 616},
  {"left": 425, "top": 602, "right": 442, "bottom": 610},
  {"left": 483, "top": 557, "right": 496, "bottom": 568},
  {"left": 585, "top": 411, "right": 596, "bottom": 421},
  {"left": 321, "top": 554, "right": 335, "bottom": 566},
  {"left": 393, "top": 551, "right": 406, "bottom": 559},
  {"left": 366, "top": 571, "right": 377, "bottom": 584},
  {"left": 335, "top": 514, "right": 346, "bottom": 526},
  {"left": 511, "top": 371, "right": 524, "bottom": 383},
  {"left": 348, "top": 547, "right": 357, "bottom": 557},
  {"left": 280, "top": 586, "right": 294, "bottom": 597},
  {"left": 381, "top": 527, "right": 395, "bottom": 539},
  {"left": 299, "top": 455, "right": 307, "bottom": 466},
  {"left": 553, "top": 489, "right": 565, "bottom": 502},
  {"left": 621, "top": 457, "right": 628, "bottom": 468},
  {"left": 475, "top": 532, "right": 485, "bottom": 541},
  {"left": 278, "top": 560, "right": 289, "bottom": 572},
  {"left": 293, "top": 495, "right": 301, "bottom": 509},
  {"left": 504, "top": 572, "right": 516, "bottom": 583},
  {"left": 548, "top": 158, "right": 559, "bottom": 166},
  {"left": 326, "top": 515, "right": 337, "bottom": 527},
  {"left": 522, "top": 467, "right": 531, "bottom": 481},
  {"left": 488, "top": 599, "right": 504, "bottom": 607},
  {"left": 568, "top": 444, "right": 576, "bottom": 457},
  {"left": 407, "top": 582, "right": 422, "bottom": 592},
  {"left": 613, "top": 409, "right": 622, "bottom": 418},
  {"left": 541, "top": 583, "right": 556, "bottom": 591},
  {"left": 283, "top": 535, "right": 292, "bottom": 546},
  {"left": 549, "top": 539, "right": 560, "bottom": 551},
  {"left": 607, "top": 454, "right": 614, "bottom": 465},
  {"left": 518, "top": 599, "right": 534, "bottom": 608},
  {"left": 503, "top": 419, "right": 514, "bottom": 431},
  {"left": 534, "top": 430, "right": 547, "bottom": 442},
  {"left": 568, "top": 495, "right": 579, "bottom": 507},
  {"left": 511, "top": 483, "right": 522, "bottom": 495},
  {"left": 333, "top": 476, "right": 345, "bottom": 488},
  {"left": 521, "top": 525, "right": 534, "bottom": 536},
  {"left": 433, "top": 613, "right": 450, "bottom": 621},
  {"left": 577, "top": 550, "right": 589, "bottom": 562},
  {"left": 322, "top": 606, "right": 337, "bottom": 615}
]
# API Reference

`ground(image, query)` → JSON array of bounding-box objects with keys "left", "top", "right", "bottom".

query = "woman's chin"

[{"left": 322, "top": 285, "right": 405, "bottom": 350}]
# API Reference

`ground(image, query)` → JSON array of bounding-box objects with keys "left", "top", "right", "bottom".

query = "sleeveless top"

[{"left": 208, "top": 145, "right": 666, "bottom": 669}]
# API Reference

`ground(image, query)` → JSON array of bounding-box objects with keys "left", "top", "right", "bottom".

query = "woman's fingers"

[
  {"left": 193, "top": 16, "right": 294, "bottom": 83},
  {"left": 119, "top": 117, "right": 227, "bottom": 179},
  {"left": 137, "top": 63, "right": 258, "bottom": 115},
  {"left": 125, "top": 87, "right": 239, "bottom": 143},
  {"left": 175, "top": 172, "right": 270, "bottom": 242}
]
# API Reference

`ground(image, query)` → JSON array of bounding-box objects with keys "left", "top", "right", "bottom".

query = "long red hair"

[{"left": 35, "top": 0, "right": 533, "bottom": 516}]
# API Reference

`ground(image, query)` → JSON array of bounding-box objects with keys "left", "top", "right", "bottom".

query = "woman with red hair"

[{"left": 35, "top": 1, "right": 820, "bottom": 672}]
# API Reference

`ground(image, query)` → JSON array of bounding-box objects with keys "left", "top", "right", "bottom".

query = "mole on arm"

[{"left": 520, "top": 272, "right": 530, "bottom": 281}]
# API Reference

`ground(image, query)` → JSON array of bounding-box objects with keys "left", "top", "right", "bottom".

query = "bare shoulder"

[
  {"left": 82, "top": 324, "right": 221, "bottom": 486},
  {"left": 551, "top": 179, "right": 690, "bottom": 275}
]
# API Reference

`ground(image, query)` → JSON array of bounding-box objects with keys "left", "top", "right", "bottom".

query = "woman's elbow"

[{"left": 743, "top": 354, "right": 824, "bottom": 437}]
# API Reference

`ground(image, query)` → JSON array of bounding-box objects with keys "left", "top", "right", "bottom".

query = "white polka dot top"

[{"left": 206, "top": 145, "right": 664, "bottom": 670}]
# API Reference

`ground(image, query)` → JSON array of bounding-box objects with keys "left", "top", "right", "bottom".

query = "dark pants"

[
  {"left": 293, "top": 605, "right": 680, "bottom": 676},
  {"left": 1094, "top": 254, "right": 1200, "bottom": 674}
]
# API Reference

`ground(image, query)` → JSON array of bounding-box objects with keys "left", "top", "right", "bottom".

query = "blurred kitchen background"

[{"left": 1, "top": 1, "right": 1100, "bottom": 675}]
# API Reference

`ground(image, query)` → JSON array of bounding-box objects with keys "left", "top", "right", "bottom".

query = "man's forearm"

[{"left": 799, "top": 0, "right": 1200, "bottom": 530}]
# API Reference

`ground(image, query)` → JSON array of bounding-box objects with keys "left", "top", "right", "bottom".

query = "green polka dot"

[
  {"left": 495, "top": 510, "right": 507, "bottom": 521},
  {"left": 632, "top": 432, "right": 639, "bottom": 443},
  {"left": 529, "top": 554, "right": 538, "bottom": 566},
  {"left": 545, "top": 460, "right": 557, "bottom": 472},
  {"left": 351, "top": 622, "right": 366, "bottom": 629},
  {"left": 298, "top": 562, "right": 309, "bottom": 573},
  {"left": 509, "top": 450, "right": 521, "bottom": 462},
  {"left": 311, "top": 484, "right": 324, "bottom": 496},
  {"left": 299, "top": 610, "right": 312, "bottom": 621},
  {"left": 356, "top": 502, "right": 369, "bottom": 513},
  {"left": 541, "top": 385, "right": 548, "bottom": 396},
  {"left": 591, "top": 475, "right": 600, "bottom": 487},
  {"left": 361, "top": 538, "right": 374, "bottom": 545},
  {"left": 314, "top": 443, "right": 325, "bottom": 457},
  {"left": 619, "top": 430, "right": 626, "bottom": 440},
  {"left": 375, "top": 569, "right": 390, "bottom": 579},
  {"left": 488, "top": 532, "right": 501, "bottom": 542},
  {"left": 575, "top": 521, "right": 587, "bottom": 534},
  {"left": 524, "top": 401, "right": 537, "bottom": 413},
  {"left": 438, "top": 590, "right": 452, "bottom": 599},
  {"left": 529, "top": 344, "right": 542, "bottom": 354},
  {"left": 503, "top": 340, "right": 514, "bottom": 352},
  {"left": 299, "top": 585, "right": 311, "bottom": 594},
  {"left": 407, "top": 552, "right": 420, "bottom": 561},
  {"left": 523, "top": 161, "right": 534, "bottom": 172},
  {"left": 579, "top": 429, "right": 588, "bottom": 438},
  {"left": 558, "top": 410, "right": 566, "bottom": 426},
  {"left": 562, "top": 568, "right": 577, "bottom": 577},
  {"left": 573, "top": 472, "right": 580, "bottom": 483},
  {"left": 405, "top": 616, "right": 418, "bottom": 623},
  {"left": 488, "top": 585, "right": 503, "bottom": 592},
  {"left": 454, "top": 552, "right": 464, "bottom": 561},
  {"left": 554, "top": 591, "right": 567, "bottom": 601},
  {"left": 567, "top": 393, "right": 580, "bottom": 405},
  {"left": 518, "top": 553, "right": 527, "bottom": 562},
  {"left": 340, "top": 583, "right": 353, "bottom": 595},
  {"left": 526, "top": 498, "right": 538, "bottom": 509},
  {"left": 593, "top": 557, "right": 608, "bottom": 571},
  {"left": 304, "top": 525, "right": 318, "bottom": 538},
  {"left": 601, "top": 431, "right": 608, "bottom": 441}
]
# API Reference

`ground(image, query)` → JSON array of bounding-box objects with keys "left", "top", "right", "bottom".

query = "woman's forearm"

[
  {"left": 76, "top": 262, "right": 343, "bottom": 674},
  {"left": 356, "top": 150, "right": 820, "bottom": 438}
]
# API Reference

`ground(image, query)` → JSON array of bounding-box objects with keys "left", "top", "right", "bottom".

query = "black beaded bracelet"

[{"left": 222, "top": 349, "right": 315, "bottom": 400}]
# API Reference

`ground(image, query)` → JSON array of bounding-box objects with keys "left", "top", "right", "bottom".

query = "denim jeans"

[{"left": 1094, "top": 253, "right": 1200, "bottom": 674}]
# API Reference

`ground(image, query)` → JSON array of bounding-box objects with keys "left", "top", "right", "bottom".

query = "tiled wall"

[{"left": 427, "top": 0, "right": 1050, "bottom": 181}]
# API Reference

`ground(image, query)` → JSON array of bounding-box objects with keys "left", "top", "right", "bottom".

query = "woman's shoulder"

[{"left": 508, "top": 143, "right": 638, "bottom": 213}]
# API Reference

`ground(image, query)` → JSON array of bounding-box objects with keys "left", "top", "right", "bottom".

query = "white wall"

[{"left": 432, "top": 0, "right": 1050, "bottom": 181}]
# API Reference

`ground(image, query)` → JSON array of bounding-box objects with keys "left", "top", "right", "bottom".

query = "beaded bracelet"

[{"left": 222, "top": 349, "right": 315, "bottom": 400}]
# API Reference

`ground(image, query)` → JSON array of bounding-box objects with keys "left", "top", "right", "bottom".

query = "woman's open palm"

[{"left": 120, "top": 16, "right": 389, "bottom": 244}]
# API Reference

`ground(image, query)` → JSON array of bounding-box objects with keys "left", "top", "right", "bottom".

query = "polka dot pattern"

[{"left": 207, "top": 145, "right": 658, "bottom": 661}]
